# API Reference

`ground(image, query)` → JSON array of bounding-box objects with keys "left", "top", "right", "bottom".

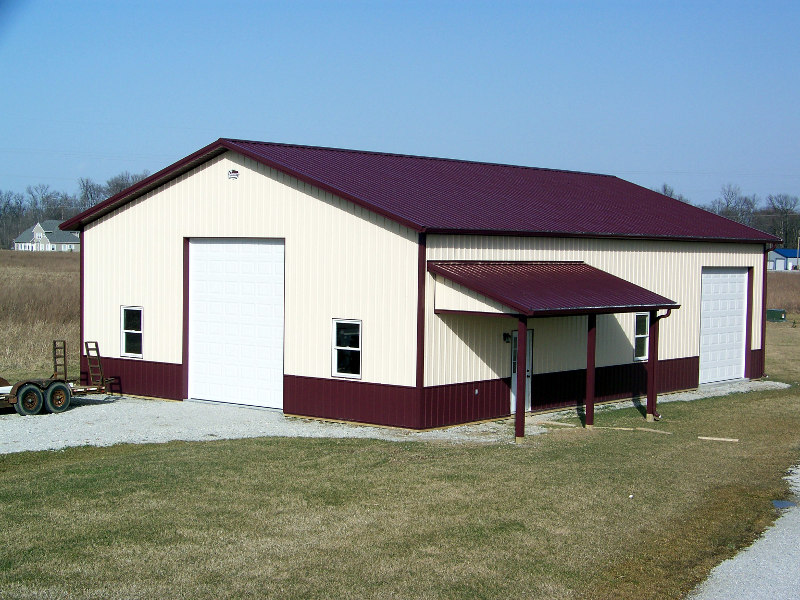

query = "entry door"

[{"left": 510, "top": 329, "right": 533, "bottom": 413}]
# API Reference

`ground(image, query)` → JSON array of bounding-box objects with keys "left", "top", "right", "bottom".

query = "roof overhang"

[{"left": 428, "top": 261, "right": 680, "bottom": 317}]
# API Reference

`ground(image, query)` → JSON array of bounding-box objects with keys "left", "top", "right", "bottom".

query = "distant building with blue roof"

[{"left": 768, "top": 248, "right": 799, "bottom": 270}]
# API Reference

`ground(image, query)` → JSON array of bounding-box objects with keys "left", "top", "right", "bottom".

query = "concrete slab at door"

[{"left": 188, "top": 239, "right": 285, "bottom": 408}]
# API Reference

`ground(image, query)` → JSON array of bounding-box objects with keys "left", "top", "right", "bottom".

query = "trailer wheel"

[
  {"left": 45, "top": 382, "right": 71, "bottom": 413},
  {"left": 14, "top": 384, "right": 44, "bottom": 416}
]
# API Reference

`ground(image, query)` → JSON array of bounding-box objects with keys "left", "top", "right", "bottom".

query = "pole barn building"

[{"left": 61, "top": 139, "right": 780, "bottom": 437}]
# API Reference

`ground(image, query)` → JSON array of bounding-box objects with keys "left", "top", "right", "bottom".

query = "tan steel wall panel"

[
  {"left": 433, "top": 275, "right": 511, "bottom": 314},
  {"left": 424, "top": 235, "right": 763, "bottom": 386},
  {"left": 84, "top": 152, "right": 419, "bottom": 387}
]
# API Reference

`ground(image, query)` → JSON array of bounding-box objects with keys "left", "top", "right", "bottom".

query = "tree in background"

[
  {"left": 0, "top": 190, "right": 26, "bottom": 250},
  {"left": 659, "top": 183, "right": 691, "bottom": 203},
  {"left": 709, "top": 184, "right": 758, "bottom": 227},
  {"left": 77, "top": 177, "right": 107, "bottom": 211},
  {"left": 104, "top": 170, "right": 149, "bottom": 197},
  {"left": 764, "top": 193, "right": 800, "bottom": 246},
  {"left": 0, "top": 170, "right": 149, "bottom": 248}
]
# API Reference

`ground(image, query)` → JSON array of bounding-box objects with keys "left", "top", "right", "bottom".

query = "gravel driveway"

[
  {"left": 0, "top": 394, "right": 537, "bottom": 453},
  {"left": 0, "top": 379, "right": 787, "bottom": 454}
]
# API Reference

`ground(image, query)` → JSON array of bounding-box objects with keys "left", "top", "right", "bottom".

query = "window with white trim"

[
  {"left": 634, "top": 313, "right": 649, "bottom": 361},
  {"left": 332, "top": 319, "right": 361, "bottom": 378},
  {"left": 121, "top": 306, "right": 143, "bottom": 358}
]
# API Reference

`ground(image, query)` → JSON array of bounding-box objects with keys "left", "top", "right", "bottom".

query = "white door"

[
  {"left": 510, "top": 330, "right": 533, "bottom": 413},
  {"left": 188, "top": 239, "right": 285, "bottom": 408},
  {"left": 699, "top": 267, "right": 747, "bottom": 385}
]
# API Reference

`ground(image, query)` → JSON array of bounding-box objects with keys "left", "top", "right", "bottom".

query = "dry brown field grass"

[
  {"left": 765, "top": 312, "right": 800, "bottom": 385},
  {"left": 767, "top": 271, "right": 800, "bottom": 312},
  {"left": 0, "top": 250, "right": 80, "bottom": 381}
]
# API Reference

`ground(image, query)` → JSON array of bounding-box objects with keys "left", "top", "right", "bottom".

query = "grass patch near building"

[
  {"left": 767, "top": 271, "right": 800, "bottom": 313},
  {"left": 0, "top": 250, "right": 80, "bottom": 382},
  {"left": 765, "top": 312, "right": 800, "bottom": 384},
  {"left": 1, "top": 386, "right": 799, "bottom": 599}
]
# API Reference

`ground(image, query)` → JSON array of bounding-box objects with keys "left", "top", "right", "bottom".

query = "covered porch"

[{"left": 427, "top": 261, "right": 681, "bottom": 439}]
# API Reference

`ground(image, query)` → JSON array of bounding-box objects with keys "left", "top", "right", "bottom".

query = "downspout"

[
  {"left": 646, "top": 308, "right": 674, "bottom": 422},
  {"left": 761, "top": 242, "right": 778, "bottom": 378}
]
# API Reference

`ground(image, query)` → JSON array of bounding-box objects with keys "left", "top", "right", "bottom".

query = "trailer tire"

[
  {"left": 14, "top": 384, "right": 44, "bottom": 416},
  {"left": 45, "top": 382, "right": 71, "bottom": 413}
]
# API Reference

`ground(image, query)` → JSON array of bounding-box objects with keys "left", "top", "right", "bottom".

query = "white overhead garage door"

[
  {"left": 189, "top": 239, "right": 284, "bottom": 408},
  {"left": 699, "top": 267, "right": 747, "bottom": 385}
]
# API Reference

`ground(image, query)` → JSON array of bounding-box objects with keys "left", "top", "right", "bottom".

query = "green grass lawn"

[{"left": 2, "top": 386, "right": 799, "bottom": 600}]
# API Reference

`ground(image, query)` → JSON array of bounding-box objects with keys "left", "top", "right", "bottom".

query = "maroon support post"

[
  {"left": 515, "top": 316, "right": 527, "bottom": 441},
  {"left": 646, "top": 310, "right": 660, "bottom": 421},
  {"left": 585, "top": 313, "right": 597, "bottom": 428},
  {"left": 744, "top": 267, "right": 753, "bottom": 379}
]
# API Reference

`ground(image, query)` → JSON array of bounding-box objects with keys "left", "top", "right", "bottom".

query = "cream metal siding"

[
  {"left": 424, "top": 235, "right": 763, "bottom": 386},
  {"left": 433, "top": 275, "right": 511, "bottom": 314},
  {"left": 83, "top": 152, "right": 419, "bottom": 388}
]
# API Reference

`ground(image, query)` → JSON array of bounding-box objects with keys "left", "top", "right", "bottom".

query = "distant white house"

[
  {"left": 767, "top": 248, "right": 799, "bottom": 271},
  {"left": 13, "top": 220, "right": 80, "bottom": 252}
]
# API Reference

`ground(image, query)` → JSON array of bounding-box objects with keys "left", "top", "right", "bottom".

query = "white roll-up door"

[
  {"left": 188, "top": 239, "right": 284, "bottom": 408},
  {"left": 698, "top": 267, "right": 747, "bottom": 385}
]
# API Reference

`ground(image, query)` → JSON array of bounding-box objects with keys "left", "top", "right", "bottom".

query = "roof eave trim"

[
  {"left": 525, "top": 303, "right": 681, "bottom": 317},
  {"left": 434, "top": 303, "right": 681, "bottom": 318},
  {"left": 422, "top": 228, "right": 780, "bottom": 244}
]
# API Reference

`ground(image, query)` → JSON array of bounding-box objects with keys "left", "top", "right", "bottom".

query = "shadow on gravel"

[{"left": 70, "top": 395, "right": 119, "bottom": 407}]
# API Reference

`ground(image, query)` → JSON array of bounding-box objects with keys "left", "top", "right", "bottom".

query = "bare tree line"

[
  {"left": 0, "top": 171, "right": 149, "bottom": 248},
  {"left": 660, "top": 183, "right": 799, "bottom": 246}
]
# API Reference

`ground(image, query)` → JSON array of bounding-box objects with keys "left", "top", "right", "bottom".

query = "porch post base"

[
  {"left": 585, "top": 424, "right": 594, "bottom": 430},
  {"left": 515, "top": 436, "right": 525, "bottom": 444},
  {"left": 646, "top": 413, "right": 655, "bottom": 423}
]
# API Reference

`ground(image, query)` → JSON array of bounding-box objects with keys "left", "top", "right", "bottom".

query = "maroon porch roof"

[
  {"left": 427, "top": 261, "right": 680, "bottom": 317},
  {"left": 61, "top": 138, "right": 779, "bottom": 243}
]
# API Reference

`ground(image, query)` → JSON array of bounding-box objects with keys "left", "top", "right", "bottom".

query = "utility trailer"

[{"left": 0, "top": 341, "right": 115, "bottom": 416}]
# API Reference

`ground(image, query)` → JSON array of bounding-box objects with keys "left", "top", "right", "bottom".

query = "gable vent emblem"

[{"left": 227, "top": 169, "right": 239, "bottom": 180}]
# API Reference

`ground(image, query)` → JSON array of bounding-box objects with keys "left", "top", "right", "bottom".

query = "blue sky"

[{"left": 1, "top": 0, "right": 798, "bottom": 207}]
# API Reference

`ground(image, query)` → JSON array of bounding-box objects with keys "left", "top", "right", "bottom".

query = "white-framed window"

[
  {"left": 634, "top": 313, "right": 649, "bottom": 361},
  {"left": 332, "top": 319, "right": 361, "bottom": 378},
  {"left": 121, "top": 306, "right": 143, "bottom": 358}
]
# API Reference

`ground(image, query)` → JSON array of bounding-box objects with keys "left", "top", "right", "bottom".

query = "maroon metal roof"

[
  {"left": 61, "top": 138, "right": 779, "bottom": 243},
  {"left": 428, "top": 261, "right": 680, "bottom": 317}
]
